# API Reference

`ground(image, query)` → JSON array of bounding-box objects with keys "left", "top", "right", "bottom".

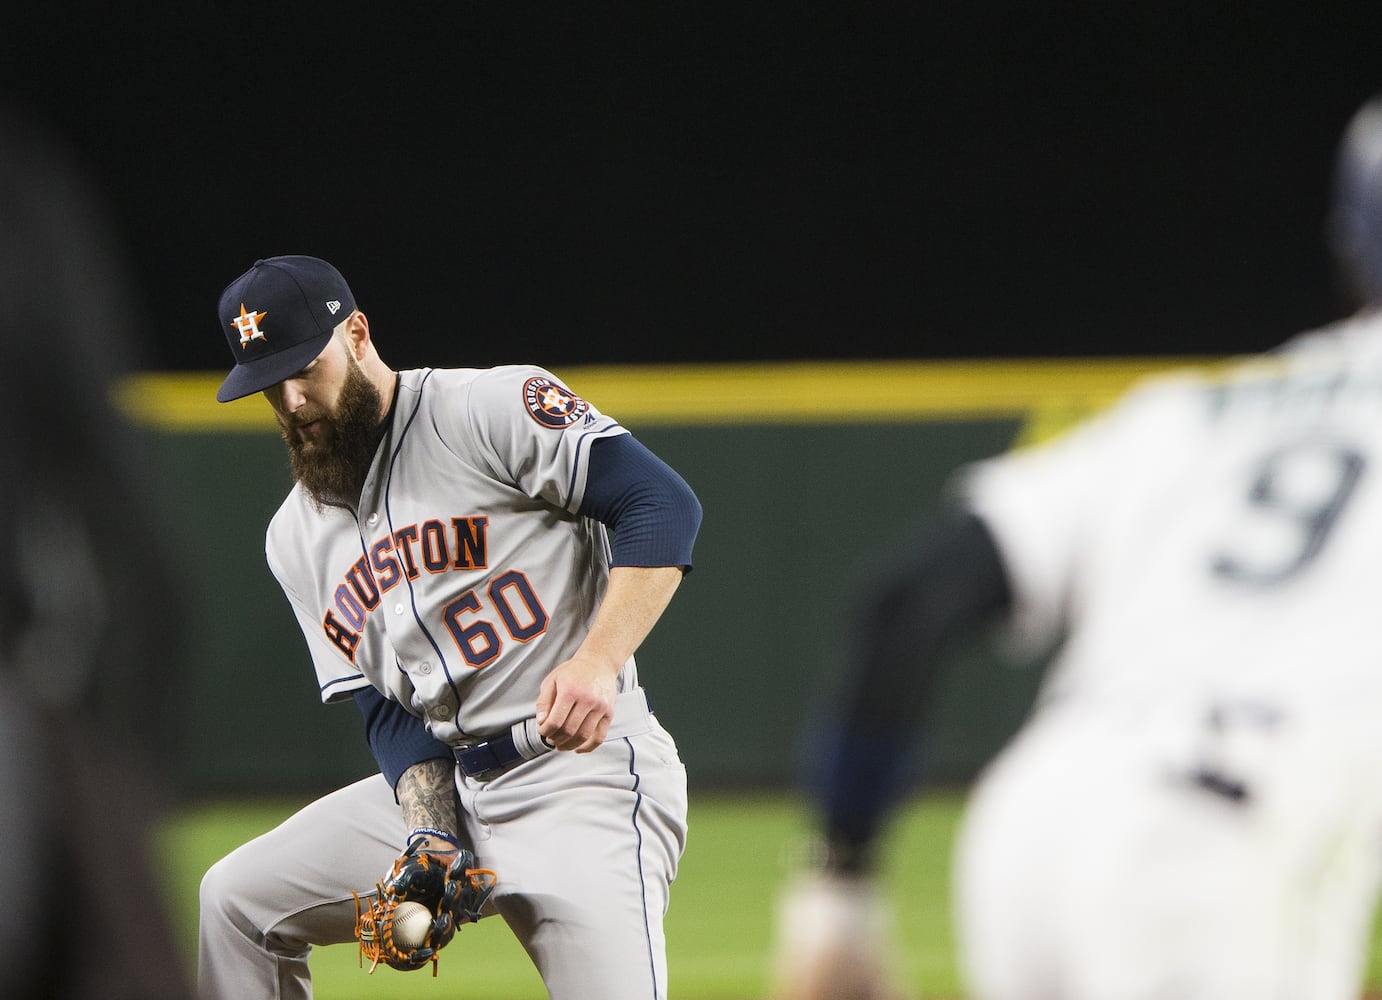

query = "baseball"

[{"left": 392, "top": 901, "right": 432, "bottom": 949}]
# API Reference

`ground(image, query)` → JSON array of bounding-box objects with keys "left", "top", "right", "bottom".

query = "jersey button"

[
  {"left": 367, "top": 512, "right": 379, "bottom": 526},
  {"left": 418, "top": 661, "right": 432, "bottom": 675},
  {"left": 434, "top": 703, "right": 452, "bottom": 719},
  {"left": 394, "top": 603, "right": 404, "bottom": 615}
]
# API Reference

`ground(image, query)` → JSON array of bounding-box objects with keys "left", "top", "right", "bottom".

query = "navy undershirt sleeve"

[
  {"left": 353, "top": 686, "right": 454, "bottom": 792},
  {"left": 807, "top": 511, "right": 1013, "bottom": 872},
  {"left": 578, "top": 434, "right": 702, "bottom": 570}
]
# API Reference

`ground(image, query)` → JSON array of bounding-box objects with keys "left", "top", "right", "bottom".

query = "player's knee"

[
  {"left": 199, "top": 847, "right": 261, "bottom": 926},
  {"left": 198, "top": 855, "right": 234, "bottom": 921}
]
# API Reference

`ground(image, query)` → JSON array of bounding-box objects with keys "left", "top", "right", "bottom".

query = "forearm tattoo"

[{"left": 397, "top": 758, "right": 462, "bottom": 838}]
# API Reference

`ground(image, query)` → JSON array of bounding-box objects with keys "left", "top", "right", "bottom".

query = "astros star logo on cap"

[{"left": 231, "top": 303, "right": 268, "bottom": 348}]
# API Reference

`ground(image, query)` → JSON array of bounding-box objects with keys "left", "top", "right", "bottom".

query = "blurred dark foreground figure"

[
  {"left": 771, "top": 92, "right": 1382, "bottom": 1000},
  {"left": 0, "top": 101, "right": 191, "bottom": 998}
]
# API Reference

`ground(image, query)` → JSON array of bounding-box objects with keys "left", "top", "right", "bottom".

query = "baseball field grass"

[{"left": 158, "top": 789, "right": 1382, "bottom": 999}]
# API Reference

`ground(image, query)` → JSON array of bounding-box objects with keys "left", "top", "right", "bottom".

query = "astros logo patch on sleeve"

[{"left": 523, "top": 375, "right": 591, "bottom": 428}]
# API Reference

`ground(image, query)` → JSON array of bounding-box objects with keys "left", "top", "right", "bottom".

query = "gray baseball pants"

[{"left": 198, "top": 697, "right": 687, "bottom": 999}]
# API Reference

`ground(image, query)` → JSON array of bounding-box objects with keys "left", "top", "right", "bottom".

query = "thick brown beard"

[{"left": 281, "top": 354, "right": 384, "bottom": 510}]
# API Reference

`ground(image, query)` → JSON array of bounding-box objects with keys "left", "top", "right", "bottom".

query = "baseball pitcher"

[{"left": 197, "top": 255, "right": 701, "bottom": 1000}]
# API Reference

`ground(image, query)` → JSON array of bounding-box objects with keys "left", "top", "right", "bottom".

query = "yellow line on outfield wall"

[{"left": 111, "top": 357, "right": 1217, "bottom": 432}]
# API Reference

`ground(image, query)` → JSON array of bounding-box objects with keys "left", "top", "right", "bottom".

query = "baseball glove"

[{"left": 353, "top": 840, "right": 497, "bottom": 975}]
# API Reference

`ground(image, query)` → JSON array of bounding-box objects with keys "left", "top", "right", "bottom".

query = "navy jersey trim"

[
  {"left": 383, "top": 369, "right": 465, "bottom": 707},
  {"left": 321, "top": 673, "right": 368, "bottom": 698},
  {"left": 562, "top": 419, "right": 624, "bottom": 509}
]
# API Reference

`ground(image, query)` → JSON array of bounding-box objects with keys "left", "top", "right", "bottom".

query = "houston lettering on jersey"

[{"left": 322, "top": 515, "right": 489, "bottom": 660}]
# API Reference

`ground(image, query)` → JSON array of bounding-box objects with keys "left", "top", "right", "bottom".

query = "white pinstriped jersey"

[
  {"left": 266, "top": 364, "right": 632, "bottom": 743},
  {"left": 961, "top": 311, "right": 1382, "bottom": 717}
]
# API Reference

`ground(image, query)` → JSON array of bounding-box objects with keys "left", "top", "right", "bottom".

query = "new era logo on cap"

[{"left": 215, "top": 255, "right": 357, "bottom": 403}]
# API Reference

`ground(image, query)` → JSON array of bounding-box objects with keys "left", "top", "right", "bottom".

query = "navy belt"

[
  {"left": 453, "top": 689, "right": 653, "bottom": 780},
  {"left": 454, "top": 717, "right": 553, "bottom": 779}
]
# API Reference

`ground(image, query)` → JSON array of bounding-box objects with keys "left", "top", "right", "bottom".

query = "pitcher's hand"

[{"left": 535, "top": 654, "right": 619, "bottom": 752}]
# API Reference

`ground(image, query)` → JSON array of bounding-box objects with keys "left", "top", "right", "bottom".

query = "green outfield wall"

[{"left": 120, "top": 358, "right": 1208, "bottom": 798}]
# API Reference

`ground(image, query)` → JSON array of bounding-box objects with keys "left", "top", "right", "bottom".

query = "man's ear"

[{"left": 344, "top": 309, "right": 372, "bottom": 359}]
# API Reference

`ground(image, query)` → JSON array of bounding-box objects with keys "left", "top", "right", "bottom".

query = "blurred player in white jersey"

[{"left": 771, "top": 93, "right": 1382, "bottom": 1000}]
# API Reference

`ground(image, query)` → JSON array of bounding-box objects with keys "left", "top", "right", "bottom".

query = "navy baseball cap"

[{"left": 215, "top": 255, "right": 356, "bottom": 402}]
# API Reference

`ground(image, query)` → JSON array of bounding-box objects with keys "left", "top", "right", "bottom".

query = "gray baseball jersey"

[
  {"left": 200, "top": 363, "right": 689, "bottom": 1000},
  {"left": 267, "top": 363, "right": 635, "bottom": 739}
]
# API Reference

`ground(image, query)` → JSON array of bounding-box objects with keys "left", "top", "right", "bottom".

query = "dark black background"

[{"left": 6, "top": 3, "right": 1382, "bottom": 374}]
